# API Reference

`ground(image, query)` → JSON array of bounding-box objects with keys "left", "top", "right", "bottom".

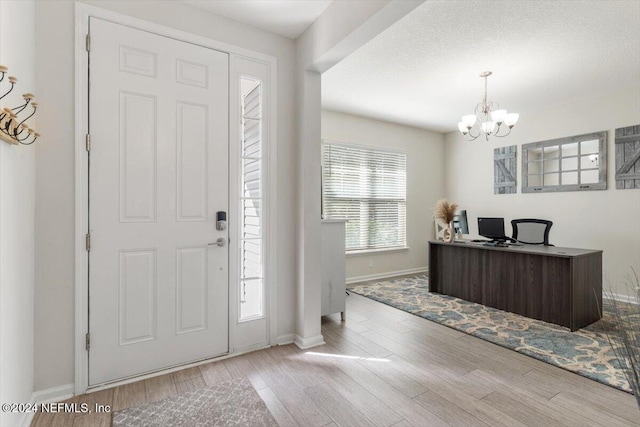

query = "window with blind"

[
  {"left": 322, "top": 142, "right": 407, "bottom": 252},
  {"left": 239, "top": 77, "right": 263, "bottom": 321}
]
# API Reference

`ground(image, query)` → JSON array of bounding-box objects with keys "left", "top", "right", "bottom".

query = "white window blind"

[
  {"left": 239, "top": 77, "right": 263, "bottom": 321},
  {"left": 323, "top": 142, "right": 407, "bottom": 252}
]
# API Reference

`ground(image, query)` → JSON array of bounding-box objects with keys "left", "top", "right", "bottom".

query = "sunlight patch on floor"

[{"left": 305, "top": 351, "right": 391, "bottom": 362}]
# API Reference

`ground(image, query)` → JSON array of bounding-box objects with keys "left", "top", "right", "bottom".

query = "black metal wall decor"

[
  {"left": 0, "top": 65, "right": 39, "bottom": 146},
  {"left": 615, "top": 125, "right": 640, "bottom": 189}
]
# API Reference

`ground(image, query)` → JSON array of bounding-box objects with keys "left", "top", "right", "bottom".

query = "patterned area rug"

[
  {"left": 113, "top": 377, "right": 277, "bottom": 427},
  {"left": 350, "top": 274, "right": 633, "bottom": 393}
]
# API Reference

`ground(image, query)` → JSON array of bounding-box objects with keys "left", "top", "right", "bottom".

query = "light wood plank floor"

[{"left": 32, "top": 293, "right": 640, "bottom": 427}]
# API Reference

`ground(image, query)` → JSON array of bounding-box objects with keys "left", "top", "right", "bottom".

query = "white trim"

[
  {"left": 32, "top": 383, "right": 75, "bottom": 404},
  {"left": 20, "top": 413, "right": 33, "bottom": 427},
  {"left": 346, "top": 267, "right": 428, "bottom": 285},
  {"left": 74, "top": 3, "right": 90, "bottom": 396},
  {"left": 74, "top": 3, "right": 276, "bottom": 62},
  {"left": 228, "top": 56, "right": 239, "bottom": 352},
  {"left": 86, "top": 346, "right": 268, "bottom": 393},
  {"left": 322, "top": 138, "right": 407, "bottom": 155},
  {"left": 232, "top": 341, "right": 273, "bottom": 358},
  {"left": 294, "top": 334, "right": 325, "bottom": 349},
  {"left": 321, "top": 218, "right": 348, "bottom": 223},
  {"left": 275, "top": 333, "right": 295, "bottom": 345},
  {"left": 228, "top": 54, "right": 277, "bottom": 352},
  {"left": 21, "top": 384, "right": 75, "bottom": 427},
  {"left": 267, "top": 58, "right": 278, "bottom": 348},
  {"left": 604, "top": 292, "right": 639, "bottom": 305},
  {"left": 346, "top": 246, "right": 410, "bottom": 256},
  {"left": 74, "top": 2, "right": 278, "bottom": 395}
]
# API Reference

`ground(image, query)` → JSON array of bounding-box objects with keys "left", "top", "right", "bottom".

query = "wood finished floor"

[{"left": 32, "top": 293, "right": 640, "bottom": 427}]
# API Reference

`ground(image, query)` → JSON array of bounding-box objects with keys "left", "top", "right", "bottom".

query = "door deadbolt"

[{"left": 216, "top": 211, "right": 227, "bottom": 231}]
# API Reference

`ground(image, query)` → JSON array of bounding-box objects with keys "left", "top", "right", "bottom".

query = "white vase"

[{"left": 443, "top": 221, "right": 455, "bottom": 243}]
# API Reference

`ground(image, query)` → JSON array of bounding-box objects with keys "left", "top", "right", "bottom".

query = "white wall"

[
  {"left": 322, "top": 110, "right": 444, "bottom": 281},
  {"left": 444, "top": 86, "right": 640, "bottom": 296},
  {"left": 293, "top": 0, "right": 422, "bottom": 348},
  {"left": 0, "top": 1, "right": 36, "bottom": 426},
  {"left": 34, "top": 0, "right": 296, "bottom": 392}
]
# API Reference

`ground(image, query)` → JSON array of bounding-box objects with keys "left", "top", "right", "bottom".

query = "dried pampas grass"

[
  {"left": 434, "top": 199, "right": 458, "bottom": 223},
  {"left": 605, "top": 269, "right": 640, "bottom": 411}
]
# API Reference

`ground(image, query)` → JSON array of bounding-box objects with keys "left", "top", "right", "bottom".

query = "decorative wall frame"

[
  {"left": 494, "top": 145, "right": 517, "bottom": 194},
  {"left": 434, "top": 218, "right": 447, "bottom": 240},
  {"left": 521, "top": 131, "right": 607, "bottom": 193},
  {"left": 615, "top": 125, "right": 640, "bottom": 190}
]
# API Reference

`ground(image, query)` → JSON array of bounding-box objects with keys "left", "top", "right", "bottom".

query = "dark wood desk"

[{"left": 428, "top": 241, "right": 602, "bottom": 331}]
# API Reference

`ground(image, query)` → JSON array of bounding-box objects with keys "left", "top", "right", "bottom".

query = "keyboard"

[{"left": 483, "top": 241, "right": 509, "bottom": 247}]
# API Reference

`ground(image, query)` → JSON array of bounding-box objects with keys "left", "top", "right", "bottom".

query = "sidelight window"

[{"left": 239, "top": 77, "right": 263, "bottom": 321}]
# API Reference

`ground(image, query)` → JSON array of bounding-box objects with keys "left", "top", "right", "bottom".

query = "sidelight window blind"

[
  {"left": 239, "top": 77, "right": 263, "bottom": 321},
  {"left": 322, "top": 142, "right": 407, "bottom": 252}
]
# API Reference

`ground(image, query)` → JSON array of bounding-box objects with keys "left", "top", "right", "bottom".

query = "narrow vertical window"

[{"left": 239, "top": 77, "right": 263, "bottom": 321}]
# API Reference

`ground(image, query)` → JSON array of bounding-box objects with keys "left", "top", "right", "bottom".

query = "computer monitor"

[
  {"left": 453, "top": 210, "right": 469, "bottom": 234},
  {"left": 478, "top": 217, "right": 507, "bottom": 241}
]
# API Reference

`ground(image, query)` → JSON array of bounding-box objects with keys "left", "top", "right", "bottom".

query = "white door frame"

[{"left": 74, "top": 2, "right": 278, "bottom": 395}]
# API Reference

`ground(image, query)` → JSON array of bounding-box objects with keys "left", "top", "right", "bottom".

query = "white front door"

[{"left": 88, "top": 18, "right": 229, "bottom": 386}]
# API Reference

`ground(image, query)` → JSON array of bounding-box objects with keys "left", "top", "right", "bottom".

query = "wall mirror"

[{"left": 522, "top": 131, "right": 607, "bottom": 193}]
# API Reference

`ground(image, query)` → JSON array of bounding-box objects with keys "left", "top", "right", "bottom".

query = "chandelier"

[{"left": 457, "top": 71, "right": 518, "bottom": 141}]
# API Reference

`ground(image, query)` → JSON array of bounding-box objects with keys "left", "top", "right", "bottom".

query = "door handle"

[{"left": 209, "top": 238, "right": 226, "bottom": 247}]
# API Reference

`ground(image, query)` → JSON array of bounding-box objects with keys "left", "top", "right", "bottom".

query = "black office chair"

[{"left": 511, "top": 219, "right": 553, "bottom": 246}]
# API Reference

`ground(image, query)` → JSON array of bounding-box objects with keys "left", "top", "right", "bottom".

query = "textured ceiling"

[
  {"left": 180, "top": 0, "right": 333, "bottom": 39},
  {"left": 322, "top": 1, "right": 640, "bottom": 133}
]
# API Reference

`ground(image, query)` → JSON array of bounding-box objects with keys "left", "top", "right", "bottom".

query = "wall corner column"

[{"left": 294, "top": 69, "right": 324, "bottom": 349}]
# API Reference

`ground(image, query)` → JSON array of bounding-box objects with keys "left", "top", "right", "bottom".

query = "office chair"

[{"left": 511, "top": 219, "right": 553, "bottom": 246}]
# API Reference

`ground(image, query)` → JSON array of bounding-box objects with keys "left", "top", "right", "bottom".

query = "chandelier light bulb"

[
  {"left": 461, "top": 115, "right": 477, "bottom": 128},
  {"left": 458, "top": 71, "right": 518, "bottom": 141},
  {"left": 504, "top": 113, "right": 519, "bottom": 127},
  {"left": 491, "top": 109, "right": 507, "bottom": 124},
  {"left": 481, "top": 121, "right": 496, "bottom": 134}
]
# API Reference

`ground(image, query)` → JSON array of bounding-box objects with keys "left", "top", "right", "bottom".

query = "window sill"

[{"left": 346, "top": 246, "right": 409, "bottom": 257}]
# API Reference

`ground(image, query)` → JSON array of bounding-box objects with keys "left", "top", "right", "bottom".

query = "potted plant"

[
  {"left": 606, "top": 269, "right": 640, "bottom": 410},
  {"left": 434, "top": 199, "right": 458, "bottom": 243}
]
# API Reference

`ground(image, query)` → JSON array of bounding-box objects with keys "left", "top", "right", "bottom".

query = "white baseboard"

[
  {"left": 604, "top": 292, "right": 639, "bottom": 304},
  {"left": 294, "top": 334, "right": 325, "bottom": 349},
  {"left": 20, "top": 411, "right": 35, "bottom": 427},
  {"left": 21, "top": 383, "right": 75, "bottom": 427},
  {"left": 32, "top": 383, "right": 75, "bottom": 404},
  {"left": 275, "top": 334, "right": 295, "bottom": 345},
  {"left": 346, "top": 266, "right": 428, "bottom": 285}
]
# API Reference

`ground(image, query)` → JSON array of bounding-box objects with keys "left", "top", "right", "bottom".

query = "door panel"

[
  {"left": 119, "top": 91, "right": 157, "bottom": 222},
  {"left": 176, "top": 102, "right": 209, "bottom": 221},
  {"left": 176, "top": 246, "right": 208, "bottom": 334},
  {"left": 89, "top": 18, "right": 229, "bottom": 386},
  {"left": 119, "top": 249, "right": 157, "bottom": 345}
]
